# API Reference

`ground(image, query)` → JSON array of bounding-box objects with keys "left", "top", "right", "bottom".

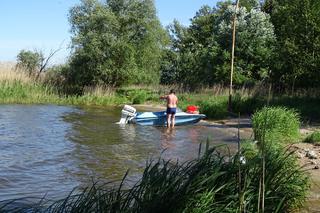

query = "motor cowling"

[{"left": 119, "top": 105, "right": 136, "bottom": 124}]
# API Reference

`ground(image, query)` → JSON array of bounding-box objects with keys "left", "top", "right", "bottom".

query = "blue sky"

[{"left": 0, "top": 0, "right": 218, "bottom": 63}]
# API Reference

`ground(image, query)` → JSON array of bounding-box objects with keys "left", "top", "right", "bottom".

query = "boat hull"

[{"left": 130, "top": 111, "right": 206, "bottom": 126}]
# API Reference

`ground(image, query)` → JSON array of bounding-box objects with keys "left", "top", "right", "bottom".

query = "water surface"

[{"left": 0, "top": 105, "right": 238, "bottom": 200}]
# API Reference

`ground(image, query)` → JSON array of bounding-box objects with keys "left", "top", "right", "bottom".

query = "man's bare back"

[
  {"left": 166, "top": 93, "right": 178, "bottom": 108},
  {"left": 160, "top": 89, "right": 178, "bottom": 128}
]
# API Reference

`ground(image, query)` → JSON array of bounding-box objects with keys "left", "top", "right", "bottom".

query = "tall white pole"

[{"left": 228, "top": 0, "right": 240, "bottom": 112}]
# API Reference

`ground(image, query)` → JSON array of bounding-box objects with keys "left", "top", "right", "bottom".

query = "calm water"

[{"left": 0, "top": 104, "right": 238, "bottom": 201}]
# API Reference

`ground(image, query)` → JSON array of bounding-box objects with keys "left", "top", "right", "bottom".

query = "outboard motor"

[{"left": 118, "top": 105, "right": 137, "bottom": 124}]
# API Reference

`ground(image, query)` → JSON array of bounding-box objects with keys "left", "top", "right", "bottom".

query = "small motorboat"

[{"left": 119, "top": 105, "right": 206, "bottom": 126}]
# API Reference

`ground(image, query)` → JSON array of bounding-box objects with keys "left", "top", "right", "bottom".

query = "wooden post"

[{"left": 228, "top": 0, "right": 240, "bottom": 112}]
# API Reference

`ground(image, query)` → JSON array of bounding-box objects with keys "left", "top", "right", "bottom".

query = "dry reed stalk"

[
  {"left": 0, "top": 62, "right": 33, "bottom": 84},
  {"left": 199, "top": 85, "right": 253, "bottom": 97},
  {"left": 83, "top": 85, "right": 115, "bottom": 97}
]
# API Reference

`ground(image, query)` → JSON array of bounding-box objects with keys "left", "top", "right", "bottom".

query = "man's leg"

[
  {"left": 167, "top": 114, "right": 171, "bottom": 128},
  {"left": 171, "top": 114, "right": 175, "bottom": 128}
]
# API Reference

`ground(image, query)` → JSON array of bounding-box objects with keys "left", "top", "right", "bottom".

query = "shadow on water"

[{"left": 0, "top": 104, "right": 240, "bottom": 202}]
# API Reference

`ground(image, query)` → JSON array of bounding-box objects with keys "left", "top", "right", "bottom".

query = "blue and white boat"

[{"left": 119, "top": 105, "right": 206, "bottom": 126}]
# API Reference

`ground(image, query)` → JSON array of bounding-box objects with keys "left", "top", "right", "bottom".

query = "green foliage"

[
  {"left": 16, "top": 50, "right": 43, "bottom": 76},
  {"left": 44, "top": 64, "right": 79, "bottom": 94},
  {"left": 252, "top": 106, "right": 300, "bottom": 144},
  {"left": 258, "top": 145, "right": 310, "bottom": 211},
  {"left": 158, "top": 0, "right": 320, "bottom": 91},
  {"left": 0, "top": 80, "right": 59, "bottom": 104},
  {"left": 271, "top": 96, "right": 320, "bottom": 123},
  {"left": 67, "top": 0, "right": 168, "bottom": 87},
  {"left": 184, "top": 190, "right": 216, "bottom": 213},
  {"left": 163, "top": 2, "right": 275, "bottom": 89},
  {"left": 0, "top": 79, "right": 128, "bottom": 106},
  {"left": 241, "top": 139, "right": 259, "bottom": 160},
  {"left": 240, "top": 0, "right": 260, "bottom": 10},
  {"left": 160, "top": 49, "right": 180, "bottom": 85},
  {"left": 129, "top": 90, "right": 148, "bottom": 104},
  {"left": 198, "top": 97, "right": 228, "bottom": 119},
  {"left": 230, "top": 94, "right": 320, "bottom": 122},
  {"left": 215, "top": 5, "right": 276, "bottom": 84},
  {"left": 0, "top": 145, "right": 309, "bottom": 212},
  {"left": 304, "top": 131, "right": 320, "bottom": 144},
  {"left": 230, "top": 93, "right": 264, "bottom": 114},
  {"left": 116, "top": 87, "right": 154, "bottom": 104},
  {"left": 266, "top": 0, "right": 320, "bottom": 89}
]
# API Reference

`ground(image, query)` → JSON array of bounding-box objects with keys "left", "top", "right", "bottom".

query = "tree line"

[{"left": 17, "top": 0, "right": 320, "bottom": 93}]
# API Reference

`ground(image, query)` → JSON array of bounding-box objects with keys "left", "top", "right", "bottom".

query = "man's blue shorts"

[{"left": 166, "top": 107, "right": 176, "bottom": 115}]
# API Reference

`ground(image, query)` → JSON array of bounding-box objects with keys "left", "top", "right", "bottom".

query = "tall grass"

[
  {"left": 0, "top": 62, "right": 33, "bottom": 83},
  {"left": 252, "top": 107, "right": 300, "bottom": 145},
  {"left": 0, "top": 64, "right": 126, "bottom": 106},
  {"left": 0, "top": 145, "right": 309, "bottom": 212},
  {"left": 1, "top": 63, "right": 320, "bottom": 122},
  {"left": 303, "top": 131, "right": 320, "bottom": 144}
]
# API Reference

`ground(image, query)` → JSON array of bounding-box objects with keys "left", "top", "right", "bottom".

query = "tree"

[
  {"left": 214, "top": 4, "right": 276, "bottom": 85},
  {"left": 16, "top": 48, "right": 61, "bottom": 79},
  {"left": 240, "top": 0, "right": 260, "bottom": 10},
  {"left": 67, "top": 0, "right": 168, "bottom": 87},
  {"left": 162, "top": 2, "right": 276, "bottom": 89},
  {"left": 264, "top": 0, "right": 320, "bottom": 90},
  {"left": 16, "top": 50, "right": 43, "bottom": 76}
]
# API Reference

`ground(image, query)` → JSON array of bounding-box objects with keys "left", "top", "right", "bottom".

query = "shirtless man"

[{"left": 160, "top": 89, "right": 178, "bottom": 128}]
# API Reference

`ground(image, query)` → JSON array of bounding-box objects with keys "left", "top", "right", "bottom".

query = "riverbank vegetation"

[
  {"left": 1, "top": 0, "right": 320, "bottom": 122},
  {"left": 0, "top": 0, "right": 319, "bottom": 123},
  {"left": 0, "top": 107, "right": 310, "bottom": 212},
  {"left": 1, "top": 64, "right": 320, "bottom": 122},
  {"left": 304, "top": 131, "right": 320, "bottom": 144}
]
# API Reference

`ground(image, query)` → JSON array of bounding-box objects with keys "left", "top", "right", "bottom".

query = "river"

[{"left": 0, "top": 104, "right": 239, "bottom": 201}]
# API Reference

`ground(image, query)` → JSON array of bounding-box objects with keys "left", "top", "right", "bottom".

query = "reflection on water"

[
  {"left": 0, "top": 105, "right": 78, "bottom": 200},
  {"left": 0, "top": 105, "right": 239, "bottom": 201},
  {"left": 160, "top": 128, "right": 176, "bottom": 150}
]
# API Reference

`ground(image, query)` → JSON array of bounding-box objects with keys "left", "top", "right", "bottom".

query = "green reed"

[
  {"left": 252, "top": 106, "right": 301, "bottom": 145},
  {"left": 0, "top": 80, "right": 127, "bottom": 106},
  {"left": 0, "top": 143, "right": 309, "bottom": 213},
  {"left": 304, "top": 131, "right": 320, "bottom": 144},
  {"left": 1, "top": 77, "right": 320, "bottom": 122}
]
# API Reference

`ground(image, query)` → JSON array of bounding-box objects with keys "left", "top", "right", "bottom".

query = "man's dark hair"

[{"left": 170, "top": 89, "right": 175, "bottom": 94}]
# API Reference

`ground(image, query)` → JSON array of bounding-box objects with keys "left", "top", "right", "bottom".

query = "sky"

[{"left": 0, "top": 0, "right": 219, "bottom": 64}]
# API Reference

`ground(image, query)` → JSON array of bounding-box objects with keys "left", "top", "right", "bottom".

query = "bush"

[
  {"left": 116, "top": 88, "right": 155, "bottom": 104},
  {"left": 304, "top": 131, "right": 320, "bottom": 144},
  {"left": 130, "top": 90, "right": 148, "bottom": 104},
  {"left": 231, "top": 94, "right": 264, "bottom": 115},
  {"left": 252, "top": 106, "right": 300, "bottom": 144},
  {"left": 16, "top": 49, "right": 43, "bottom": 76},
  {"left": 198, "top": 97, "right": 228, "bottom": 119},
  {"left": 241, "top": 139, "right": 259, "bottom": 160}
]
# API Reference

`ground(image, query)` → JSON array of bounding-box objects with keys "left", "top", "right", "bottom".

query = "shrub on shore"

[
  {"left": 252, "top": 106, "right": 300, "bottom": 145},
  {"left": 304, "top": 131, "right": 320, "bottom": 144}
]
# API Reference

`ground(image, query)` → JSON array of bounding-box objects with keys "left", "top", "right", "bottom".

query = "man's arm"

[{"left": 160, "top": 95, "right": 167, "bottom": 100}]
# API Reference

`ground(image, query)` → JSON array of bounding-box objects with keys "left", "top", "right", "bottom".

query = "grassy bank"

[
  {"left": 0, "top": 64, "right": 126, "bottom": 106},
  {"left": 1, "top": 64, "right": 319, "bottom": 122}
]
